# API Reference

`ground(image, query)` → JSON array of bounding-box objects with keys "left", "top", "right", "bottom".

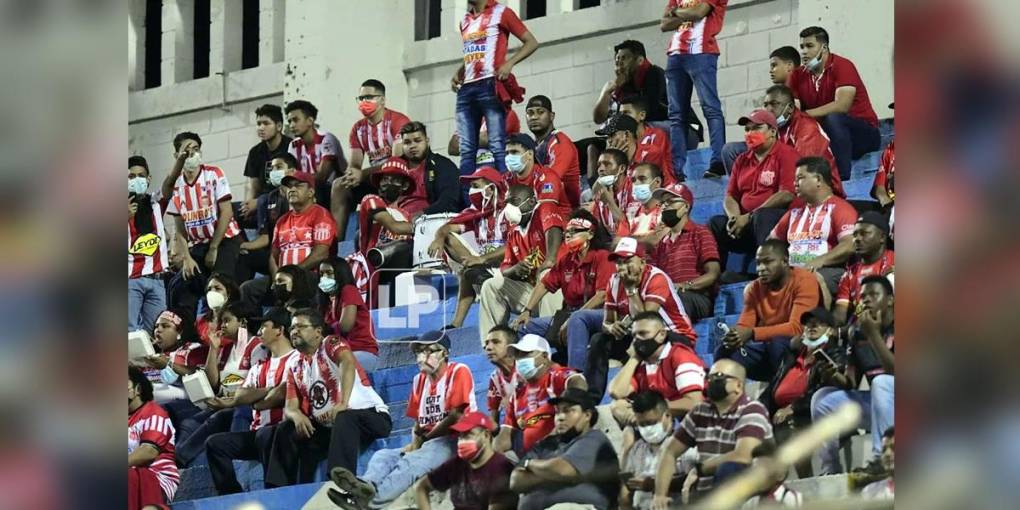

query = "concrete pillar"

[
  {"left": 210, "top": 0, "right": 242, "bottom": 74},
  {"left": 129, "top": 0, "right": 146, "bottom": 91},
  {"left": 163, "top": 0, "right": 195, "bottom": 84},
  {"left": 259, "top": 0, "right": 286, "bottom": 66}
]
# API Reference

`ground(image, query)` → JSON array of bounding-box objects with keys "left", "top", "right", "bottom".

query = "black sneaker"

[
  {"left": 327, "top": 487, "right": 361, "bottom": 509},
  {"left": 329, "top": 467, "right": 375, "bottom": 509},
  {"left": 703, "top": 161, "right": 726, "bottom": 179}
]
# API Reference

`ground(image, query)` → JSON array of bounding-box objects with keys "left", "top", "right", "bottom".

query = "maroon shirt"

[
  {"left": 324, "top": 284, "right": 379, "bottom": 354},
  {"left": 428, "top": 452, "right": 516, "bottom": 510},
  {"left": 651, "top": 221, "right": 720, "bottom": 298}
]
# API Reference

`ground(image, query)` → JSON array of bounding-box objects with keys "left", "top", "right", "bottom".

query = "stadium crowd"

[{"left": 128, "top": 1, "right": 894, "bottom": 508}]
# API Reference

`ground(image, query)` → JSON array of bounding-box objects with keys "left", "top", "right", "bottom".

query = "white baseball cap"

[{"left": 510, "top": 334, "right": 551, "bottom": 355}]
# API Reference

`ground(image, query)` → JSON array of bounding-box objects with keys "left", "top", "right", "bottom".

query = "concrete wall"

[{"left": 128, "top": 0, "right": 895, "bottom": 199}]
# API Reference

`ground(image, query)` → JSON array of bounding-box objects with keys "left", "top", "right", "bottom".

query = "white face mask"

[
  {"left": 128, "top": 177, "right": 148, "bottom": 195},
  {"left": 268, "top": 169, "right": 285, "bottom": 187},
  {"left": 205, "top": 290, "right": 227, "bottom": 310},
  {"left": 183, "top": 151, "right": 203, "bottom": 171},
  {"left": 597, "top": 174, "right": 617, "bottom": 187},
  {"left": 504, "top": 203, "right": 524, "bottom": 225},
  {"left": 468, "top": 187, "right": 484, "bottom": 196},
  {"left": 802, "top": 332, "right": 829, "bottom": 350},
  {"left": 637, "top": 420, "right": 669, "bottom": 444}
]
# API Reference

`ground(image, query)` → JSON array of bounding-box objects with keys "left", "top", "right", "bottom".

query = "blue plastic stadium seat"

[{"left": 717, "top": 282, "right": 747, "bottom": 316}]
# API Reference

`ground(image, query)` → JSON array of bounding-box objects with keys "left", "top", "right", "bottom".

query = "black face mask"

[
  {"left": 379, "top": 184, "right": 401, "bottom": 203},
  {"left": 661, "top": 208, "right": 682, "bottom": 228},
  {"left": 273, "top": 285, "right": 292, "bottom": 303},
  {"left": 632, "top": 336, "right": 661, "bottom": 360},
  {"left": 705, "top": 375, "right": 731, "bottom": 402}
]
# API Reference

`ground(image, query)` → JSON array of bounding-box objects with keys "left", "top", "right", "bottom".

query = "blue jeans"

[
  {"left": 811, "top": 374, "right": 895, "bottom": 474},
  {"left": 362, "top": 435, "right": 456, "bottom": 508},
  {"left": 456, "top": 78, "right": 507, "bottom": 176},
  {"left": 521, "top": 310, "right": 604, "bottom": 372},
  {"left": 128, "top": 276, "right": 166, "bottom": 333},
  {"left": 721, "top": 141, "right": 747, "bottom": 174},
  {"left": 819, "top": 113, "right": 881, "bottom": 180},
  {"left": 715, "top": 337, "right": 791, "bottom": 382},
  {"left": 666, "top": 53, "right": 726, "bottom": 177}
]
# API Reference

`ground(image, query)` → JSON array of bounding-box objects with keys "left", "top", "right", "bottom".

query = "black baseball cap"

[
  {"left": 549, "top": 387, "right": 597, "bottom": 411},
  {"left": 856, "top": 211, "right": 890, "bottom": 236},
  {"left": 800, "top": 306, "right": 835, "bottom": 327},
  {"left": 411, "top": 329, "right": 451, "bottom": 351},
  {"left": 597, "top": 112, "right": 639, "bottom": 137},
  {"left": 526, "top": 95, "right": 553, "bottom": 111},
  {"left": 506, "top": 132, "right": 537, "bottom": 152},
  {"left": 254, "top": 307, "right": 292, "bottom": 330}
]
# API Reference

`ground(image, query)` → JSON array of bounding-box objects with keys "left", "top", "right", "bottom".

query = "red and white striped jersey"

[
  {"left": 244, "top": 349, "right": 298, "bottom": 431},
  {"left": 285, "top": 337, "right": 387, "bottom": 422},
  {"left": 407, "top": 362, "right": 477, "bottom": 434},
  {"left": 288, "top": 129, "right": 343, "bottom": 177},
  {"left": 271, "top": 204, "right": 337, "bottom": 267},
  {"left": 665, "top": 0, "right": 728, "bottom": 56},
  {"left": 349, "top": 109, "right": 410, "bottom": 168},
  {"left": 606, "top": 264, "right": 697, "bottom": 342},
  {"left": 165, "top": 165, "right": 241, "bottom": 246},
  {"left": 128, "top": 400, "right": 179, "bottom": 501},
  {"left": 128, "top": 197, "right": 168, "bottom": 278},
  {"left": 460, "top": 1, "right": 528, "bottom": 84},
  {"left": 630, "top": 341, "right": 706, "bottom": 401},
  {"left": 486, "top": 366, "right": 519, "bottom": 420}
]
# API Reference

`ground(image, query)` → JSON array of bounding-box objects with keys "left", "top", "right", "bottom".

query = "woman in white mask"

[
  {"left": 759, "top": 306, "right": 845, "bottom": 478},
  {"left": 197, "top": 273, "right": 241, "bottom": 343}
]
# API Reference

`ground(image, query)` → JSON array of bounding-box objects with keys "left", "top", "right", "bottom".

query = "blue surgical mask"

[
  {"left": 632, "top": 183, "right": 652, "bottom": 203},
  {"left": 128, "top": 177, "right": 148, "bottom": 195},
  {"left": 269, "top": 169, "right": 285, "bottom": 187},
  {"left": 515, "top": 357, "right": 539, "bottom": 379},
  {"left": 805, "top": 50, "right": 825, "bottom": 72},
  {"left": 160, "top": 365, "right": 180, "bottom": 385},
  {"left": 505, "top": 153, "right": 526, "bottom": 174},
  {"left": 318, "top": 276, "right": 337, "bottom": 294},
  {"left": 776, "top": 105, "right": 791, "bottom": 128},
  {"left": 802, "top": 333, "right": 829, "bottom": 350}
]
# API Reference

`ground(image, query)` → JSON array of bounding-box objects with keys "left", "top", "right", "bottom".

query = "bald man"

[{"left": 650, "top": 360, "right": 775, "bottom": 509}]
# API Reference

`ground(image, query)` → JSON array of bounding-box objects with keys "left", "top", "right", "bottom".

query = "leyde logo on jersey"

[{"left": 130, "top": 233, "right": 162, "bottom": 257}]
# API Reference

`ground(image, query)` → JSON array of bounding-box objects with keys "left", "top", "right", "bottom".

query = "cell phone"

[{"left": 814, "top": 349, "right": 836, "bottom": 366}]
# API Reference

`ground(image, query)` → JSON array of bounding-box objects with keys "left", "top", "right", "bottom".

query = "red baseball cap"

[
  {"left": 370, "top": 157, "right": 417, "bottom": 193},
  {"left": 450, "top": 411, "right": 496, "bottom": 434},
  {"left": 280, "top": 172, "right": 316, "bottom": 188},
  {"left": 609, "top": 236, "right": 644, "bottom": 262},
  {"left": 737, "top": 109, "right": 778, "bottom": 130},
  {"left": 653, "top": 182, "right": 694, "bottom": 206},
  {"left": 459, "top": 166, "right": 503, "bottom": 186}
]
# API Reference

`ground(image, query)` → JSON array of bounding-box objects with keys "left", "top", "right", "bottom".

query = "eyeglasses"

[
  {"left": 356, "top": 95, "right": 382, "bottom": 102},
  {"left": 290, "top": 323, "right": 312, "bottom": 330}
]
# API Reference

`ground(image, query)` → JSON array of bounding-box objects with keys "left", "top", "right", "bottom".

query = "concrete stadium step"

[{"left": 171, "top": 481, "right": 321, "bottom": 509}]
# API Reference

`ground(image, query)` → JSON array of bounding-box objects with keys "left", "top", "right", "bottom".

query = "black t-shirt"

[
  {"left": 244, "top": 135, "right": 294, "bottom": 195},
  {"left": 428, "top": 452, "right": 516, "bottom": 510},
  {"left": 848, "top": 321, "right": 894, "bottom": 382}
]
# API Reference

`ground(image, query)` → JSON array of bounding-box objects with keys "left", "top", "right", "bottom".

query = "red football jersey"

[
  {"left": 165, "top": 165, "right": 241, "bottom": 246},
  {"left": 505, "top": 165, "right": 571, "bottom": 218},
  {"left": 460, "top": 1, "right": 528, "bottom": 83},
  {"left": 770, "top": 196, "right": 857, "bottom": 268},
  {"left": 665, "top": 0, "right": 728, "bottom": 56},
  {"left": 349, "top": 109, "right": 411, "bottom": 168},
  {"left": 272, "top": 204, "right": 337, "bottom": 267},
  {"left": 288, "top": 129, "right": 343, "bottom": 176},
  {"left": 128, "top": 400, "right": 179, "bottom": 501},
  {"left": 605, "top": 264, "right": 698, "bottom": 342},
  {"left": 504, "top": 365, "right": 580, "bottom": 451},
  {"left": 407, "top": 362, "right": 477, "bottom": 434},
  {"left": 285, "top": 337, "right": 386, "bottom": 421},
  {"left": 243, "top": 349, "right": 298, "bottom": 430},
  {"left": 500, "top": 202, "right": 565, "bottom": 271},
  {"left": 128, "top": 197, "right": 168, "bottom": 278},
  {"left": 535, "top": 131, "right": 581, "bottom": 209},
  {"left": 486, "top": 366, "right": 519, "bottom": 420},
  {"left": 630, "top": 341, "right": 706, "bottom": 401}
]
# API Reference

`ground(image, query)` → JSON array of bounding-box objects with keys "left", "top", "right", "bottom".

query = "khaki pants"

[{"left": 478, "top": 270, "right": 563, "bottom": 345}]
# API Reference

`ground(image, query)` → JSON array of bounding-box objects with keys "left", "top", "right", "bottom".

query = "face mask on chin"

[
  {"left": 802, "top": 332, "right": 829, "bottom": 350},
  {"left": 776, "top": 104, "right": 792, "bottom": 128},
  {"left": 597, "top": 174, "right": 617, "bottom": 187}
]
